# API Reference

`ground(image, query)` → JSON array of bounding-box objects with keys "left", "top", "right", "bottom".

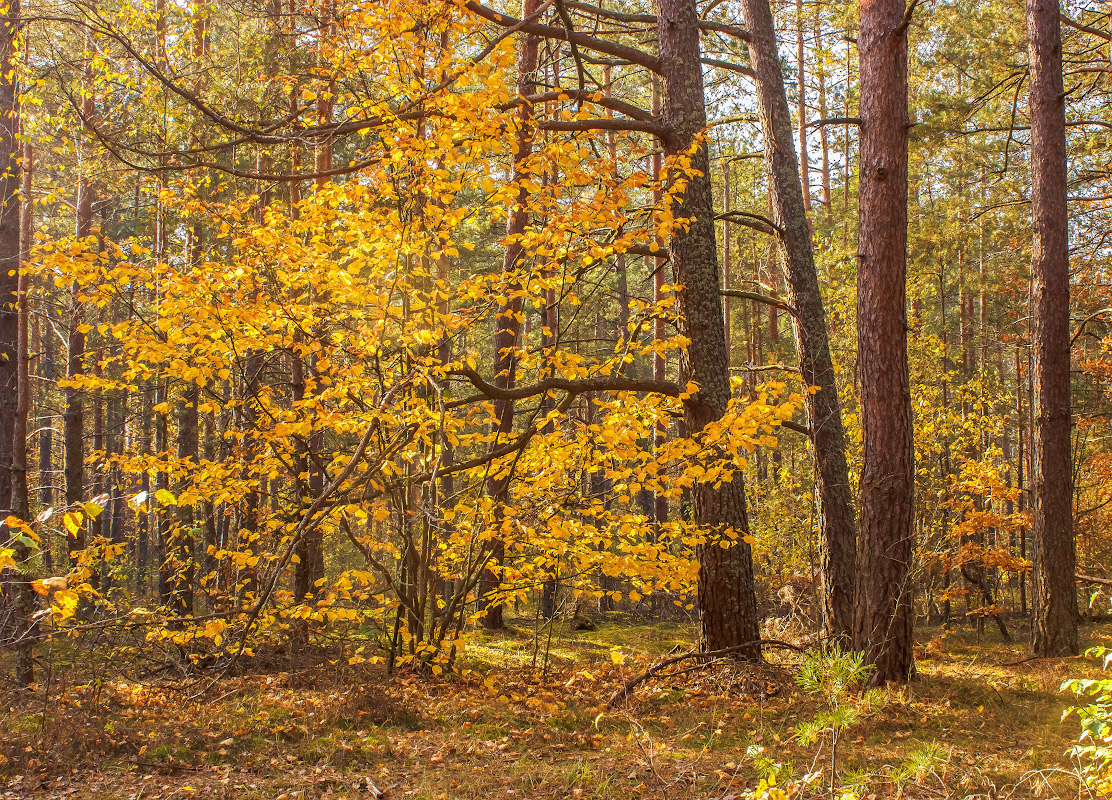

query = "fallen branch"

[
  {"left": 607, "top": 639, "right": 806, "bottom": 708},
  {"left": 1077, "top": 573, "right": 1112, "bottom": 588}
]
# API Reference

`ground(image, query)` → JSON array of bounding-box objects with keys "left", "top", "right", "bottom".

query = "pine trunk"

[
  {"left": 741, "top": 0, "right": 857, "bottom": 645},
  {"left": 853, "top": 0, "right": 916, "bottom": 683},
  {"left": 1026, "top": 0, "right": 1078, "bottom": 657},
  {"left": 656, "top": 0, "right": 761, "bottom": 657}
]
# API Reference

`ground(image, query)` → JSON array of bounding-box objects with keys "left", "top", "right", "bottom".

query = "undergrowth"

[{"left": 0, "top": 619, "right": 1107, "bottom": 799}]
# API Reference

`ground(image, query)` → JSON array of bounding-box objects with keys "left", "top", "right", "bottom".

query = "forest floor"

[{"left": 0, "top": 618, "right": 1108, "bottom": 800}]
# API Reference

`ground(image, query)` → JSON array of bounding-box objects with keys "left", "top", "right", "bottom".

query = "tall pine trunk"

[
  {"left": 853, "top": 0, "right": 916, "bottom": 683},
  {"left": 1026, "top": 0, "right": 1078, "bottom": 657}
]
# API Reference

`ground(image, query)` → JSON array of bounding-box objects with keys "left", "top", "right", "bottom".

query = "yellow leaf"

[
  {"left": 63, "top": 511, "right": 83, "bottom": 537},
  {"left": 155, "top": 488, "right": 177, "bottom": 506},
  {"left": 52, "top": 588, "right": 79, "bottom": 618}
]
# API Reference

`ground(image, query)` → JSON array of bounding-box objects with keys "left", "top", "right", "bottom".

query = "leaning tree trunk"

[
  {"left": 1026, "top": 0, "right": 1078, "bottom": 657},
  {"left": 853, "top": 0, "right": 916, "bottom": 683},
  {"left": 655, "top": 0, "right": 761, "bottom": 658},
  {"left": 740, "top": 0, "right": 857, "bottom": 644}
]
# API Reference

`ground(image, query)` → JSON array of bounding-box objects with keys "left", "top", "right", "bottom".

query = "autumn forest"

[{"left": 1, "top": 0, "right": 1112, "bottom": 795}]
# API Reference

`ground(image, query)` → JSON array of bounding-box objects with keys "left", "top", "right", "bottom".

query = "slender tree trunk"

[
  {"left": 795, "top": 0, "right": 812, "bottom": 214},
  {"left": 656, "top": 0, "right": 761, "bottom": 657},
  {"left": 853, "top": 0, "right": 916, "bottom": 683},
  {"left": 480, "top": 0, "right": 540, "bottom": 630},
  {"left": 0, "top": 0, "right": 19, "bottom": 517},
  {"left": 38, "top": 304, "right": 54, "bottom": 519},
  {"left": 67, "top": 132, "right": 93, "bottom": 566},
  {"left": 815, "top": 9, "right": 832, "bottom": 210},
  {"left": 13, "top": 142, "right": 29, "bottom": 523},
  {"left": 1015, "top": 344, "right": 1027, "bottom": 616},
  {"left": 155, "top": 380, "right": 170, "bottom": 603},
  {"left": 1026, "top": 0, "right": 1078, "bottom": 657},
  {"left": 740, "top": 0, "right": 857, "bottom": 644},
  {"left": 137, "top": 388, "right": 150, "bottom": 593},
  {"left": 651, "top": 80, "right": 669, "bottom": 534},
  {"left": 7, "top": 59, "right": 33, "bottom": 685}
]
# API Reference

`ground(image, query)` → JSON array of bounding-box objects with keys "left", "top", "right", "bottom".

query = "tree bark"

[
  {"left": 656, "top": 0, "right": 761, "bottom": 658},
  {"left": 479, "top": 0, "right": 540, "bottom": 630},
  {"left": 8, "top": 55, "right": 33, "bottom": 687},
  {"left": 0, "top": 0, "right": 19, "bottom": 518},
  {"left": 853, "top": 0, "right": 916, "bottom": 683},
  {"left": 740, "top": 0, "right": 857, "bottom": 645},
  {"left": 66, "top": 134, "right": 93, "bottom": 566},
  {"left": 651, "top": 80, "right": 669, "bottom": 534},
  {"left": 1026, "top": 0, "right": 1078, "bottom": 657},
  {"left": 795, "top": 0, "right": 811, "bottom": 214}
]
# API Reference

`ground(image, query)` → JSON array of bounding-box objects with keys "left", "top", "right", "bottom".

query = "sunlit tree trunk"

[
  {"left": 853, "top": 0, "right": 916, "bottom": 683},
  {"left": 1026, "top": 0, "right": 1078, "bottom": 657}
]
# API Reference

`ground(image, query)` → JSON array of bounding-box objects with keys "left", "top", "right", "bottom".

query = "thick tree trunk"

[
  {"left": 293, "top": 5, "right": 330, "bottom": 604},
  {"left": 14, "top": 141, "right": 30, "bottom": 523},
  {"left": 1026, "top": 0, "right": 1078, "bottom": 657},
  {"left": 740, "top": 0, "right": 857, "bottom": 645},
  {"left": 656, "top": 0, "right": 761, "bottom": 658},
  {"left": 853, "top": 0, "right": 916, "bottom": 683}
]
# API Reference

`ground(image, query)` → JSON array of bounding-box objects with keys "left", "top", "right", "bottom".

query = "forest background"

[{"left": 1, "top": 0, "right": 1112, "bottom": 795}]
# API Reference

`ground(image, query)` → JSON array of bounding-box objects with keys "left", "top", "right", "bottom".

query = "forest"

[{"left": 0, "top": 0, "right": 1111, "bottom": 795}]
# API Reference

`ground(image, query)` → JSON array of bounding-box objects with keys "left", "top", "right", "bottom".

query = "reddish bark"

[
  {"left": 1026, "top": 0, "right": 1078, "bottom": 657},
  {"left": 853, "top": 0, "right": 916, "bottom": 683}
]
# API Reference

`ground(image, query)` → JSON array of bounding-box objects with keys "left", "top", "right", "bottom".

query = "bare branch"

[
  {"left": 448, "top": 367, "right": 681, "bottom": 404},
  {"left": 716, "top": 209, "right": 783, "bottom": 235},
  {"left": 465, "top": 0, "right": 661, "bottom": 72}
]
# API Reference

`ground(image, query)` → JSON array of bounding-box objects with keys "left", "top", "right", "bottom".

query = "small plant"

[
  {"left": 1062, "top": 646, "right": 1112, "bottom": 798},
  {"left": 891, "top": 740, "right": 949, "bottom": 791},
  {"left": 793, "top": 645, "right": 876, "bottom": 798}
]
